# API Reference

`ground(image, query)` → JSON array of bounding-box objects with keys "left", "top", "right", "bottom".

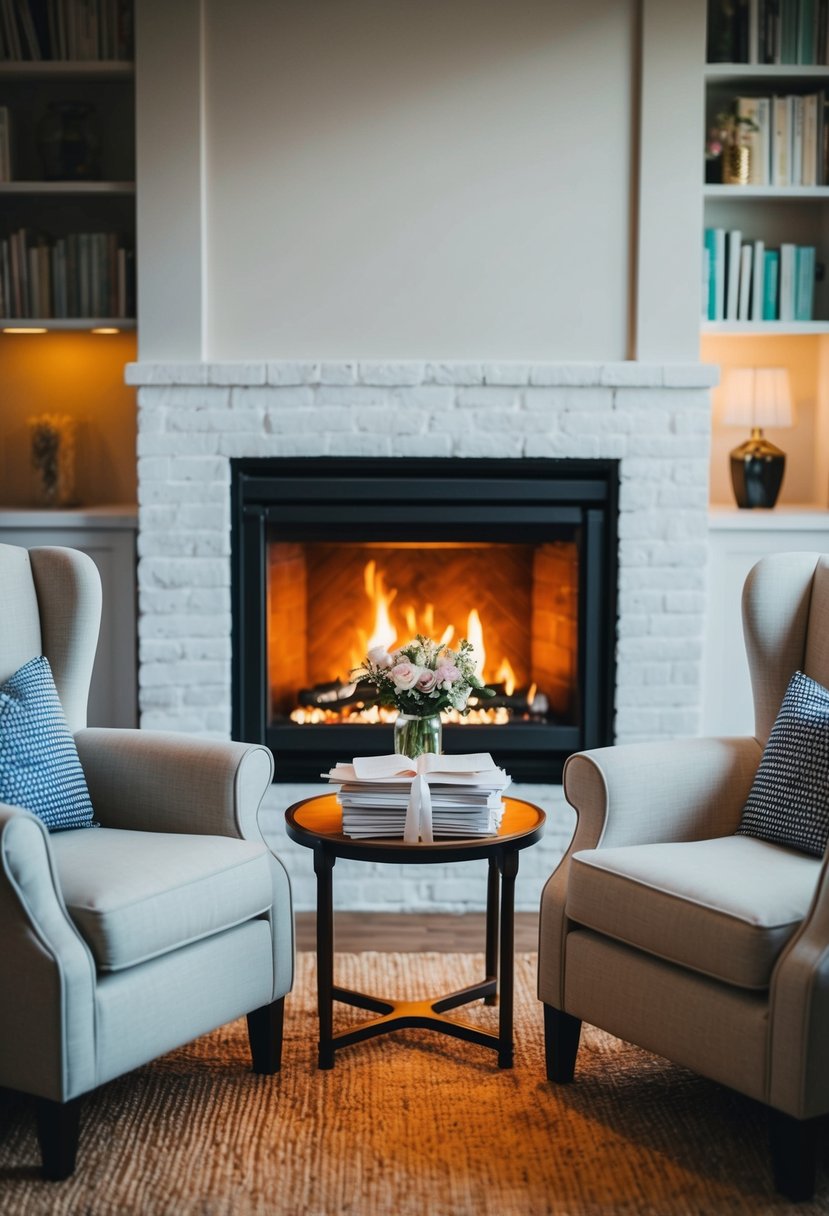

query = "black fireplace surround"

[{"left": 231, "top": 457, "right": 618, "bottom": 782}]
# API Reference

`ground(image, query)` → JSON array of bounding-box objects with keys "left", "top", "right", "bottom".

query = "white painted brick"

[
  {"left": 615, "top": 613, "right": 650, "bottom": 638},
  {"left": 617, "top": 636, "right": 703, "bottom": 661},
  {"left": 426, "top": 362, "right": 484, "bottom": 385},
  {"left": 166, "top": 408, "right": 264, "bottom": 433},
  {"left": 147, "top": 386, "right": 231, "bottom": 409},
  {"left": 528, "top": 364, "right": 602, "bottom": 386},
  {"left": 138, "top": 589, "right": 192, "bottom": 615},
  {"left": 484, "top": 362, "right": 531, "bottom": 385},
  {"left": 618, "top": 589, "right": 664, "bottom": 614},
  {"left": 138, "top": 557, "right": 229, "bottom": 590},
  {"left": 237, "top": 386, "right": 314, "bottom": 409},
  {"left": 140, "top": 710, "right": 209, "bottom": 732},
  {"left": 137, "top": 532, "right": 230, "bottom": 559},
  {"left": 649, "top": 614, "right": 704, "bottom": 638},
  {"left": 617, "top": 684, "right": 700, "bottom": 708},
  {"left": 523, "top": 435, "right": 560, "bottom": 458},
  {"left": 619, "top": 480, "right": 658, "bottom": 511},
  {"left": 140, "top": 660, "right": 227, "bottom": 688},
  {"left": 139, "top": 612, "right": 230, "bottom": 639},
  {"left": 391, "top": 386, "right": 455, "bottom": 411},
  {"left": 126, "top": 362, "right": 208, "bottom": 386},
  {"left": 354, "top": 407, "right": 427, "bottom": 435},
  {"left": 183, "top": 684, "right": 229, "bottom": 706},
  {"left": 358, "top": 361, "right": 424, "bottom": 385},
  {"left": 264, "top": 407, "right": 353, "bottom": 434},
  {"left": 315, "top": 385, "right": 390, "bottom": 407},
  {"left": 665, "top": 512, "right": 709, "bottom": 542},
  {"left": 456, "top": 387, "right": 521, "bottom": 409},
  {"left": 635, "top": 436, "right": 707, "bottom": 458},
  {"left": 138, "top": 433, "right": 220, "bottom": 457},
  {"left": 657, "top": 483, "right": 710, "bottom": 509},
  {"left": 672, "top": 410, "right": 711, "bottom": 435},
  {"left": 560, "top": 411, "right": 629, "bottom": 437},
  {"left": 138, "top": 480, "right": 227, "bottom": 506},
  {"left": 659, "top": 708, "right": 700, "bottom": 734},
  {"left": 318, "top": 361, "right": 357, "bottom": 385},
  {"left": 188, "top": 588, "right": 231, "bottom": 613},
  {"left": 672, "top": 660, "right": 701, "bottom": 684},
  {"left": 169, "top": 456, "right": 229, "bottom": 482},
  {"left": 663, "top": 363, "right": 719, "bottom": 388},
  {"left": 182, "top": 636, "right": 232, "bottom": 661},
  {"left": 139, "top": 505, "right": 180, "bottom": 530},
  {"left": 327, "top": 433, "right": 393, "bottom": 457},
  {"left": 266, "top": 361, "right": 320, "bottom": 385},
  {"left": 218, "top": 434, "right": 291, "bottom": 458},
  {"left": 665, "top": 590, "right": 706, "bottom": 613},
  {"left": 620, "top": 457, "right": 672, "bottom": 482},
  {"left": 139, "top": 639, "right": 182, "bottom": 663},
  {"left": 471, "top": 409, "right": 525, "bottom": 433},
  {"left": 392, "top": 434, "right": 453, "bottom": 457},
  {"left": 597, "top": 436, "right": 628, "bottom": 459},
  {"left": 137, "top": 406, "right": 165, "bottom": 433},
  {"left": 139, "top": 685, "right": 181, "bottom": 709},
  {"left": 173, "top": 504, "right": 229, "bottom": 530},
  {"left": 137, "top": 456, "right": 170, "bottom": 482},
  {"left": 613, "top": 408, "right": 672, "bottom": 435},
  {"left": 603, "top": 363, "right": 664, "bottom": 388},
  {"left": 455, "top": 432, "right": 524, "bottom": 458},
  {"left": 619, "top": 566, "right": 704, "bottom": 592},
  {"left": 530, "top": 434, "right": 602, "bottom": 458},
  {"left": 208, "top": 362, "right": 266, "bottom": 386}
]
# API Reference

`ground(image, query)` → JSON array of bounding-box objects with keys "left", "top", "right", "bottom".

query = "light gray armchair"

[
  {"left": 0, "top": 543, "right": 293, "bottom": 1178},
  {"left": 539, "top": 550, "right": 829, "bottom": 1202}
]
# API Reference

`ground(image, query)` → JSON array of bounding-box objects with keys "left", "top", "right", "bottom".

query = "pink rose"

[
  {"left": 367, "top": 645, "right": 393, "bottom": 669},
  {"left": 391, "top": 661, "right": 420, "bottom": 691},
  {"left": 416, "top": 668, "right": 438, "bottom": 693},
  {"left": 435, "top": 662, "right": 460, "bottom": 686}
]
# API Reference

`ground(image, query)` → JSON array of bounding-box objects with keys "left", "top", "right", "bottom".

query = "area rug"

[{"left": 0, "top": 952, "right": 826, "bottom": 1216}]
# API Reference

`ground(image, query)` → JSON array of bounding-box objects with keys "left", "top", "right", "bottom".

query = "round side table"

[{"left": 285, "top": 793, "right": 545, "bottom": 1069}]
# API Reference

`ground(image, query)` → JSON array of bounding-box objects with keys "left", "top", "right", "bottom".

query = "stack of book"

[
  {"left": 0, "top": 228, "right": 135, "bottom": 318},
  {"left": 324, "top": 752, "right": 511, "bottom": 841},
  {"left": 728, "top": 92, "right": 828, "bottom": 187},
  {"left": 0, "top": 1, "right": 133, "bottom": 61},
  {"left": 703, "top": 228, "right": 815, "bottom": 321},
  {"left": 708, "top": 0, "right": 829, "bottom": 65}
]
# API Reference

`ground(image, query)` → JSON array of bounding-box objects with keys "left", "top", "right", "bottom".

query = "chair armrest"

[
  {"left": 0, "top": 804, "right": 96, "bottom": 1101},
  {"left": 75, "top": 729, "right": 274, "bottom": 840},
  {"left": 769, "top": 850, "right": 829, "bottom": 1119},
  {"left": 538, "top": 736, "right": 760, "bottom": 1009}
]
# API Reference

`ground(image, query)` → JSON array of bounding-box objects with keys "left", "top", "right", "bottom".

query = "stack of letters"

[{"left": 324, "top": 752, "right": 511, "bottom": 843}]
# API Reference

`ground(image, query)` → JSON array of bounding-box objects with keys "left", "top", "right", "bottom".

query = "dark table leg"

[
  {"left": 484, "top": 855, "right": 500, "bottom": 1006},
  {"left": 314, "top": 846, "right": 336, "bottom": 1069},
  {"left": 497, "top": 849, "right": 519, "bottom": 1068}
]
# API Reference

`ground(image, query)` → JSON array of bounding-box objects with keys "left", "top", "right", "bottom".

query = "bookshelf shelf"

[
  {"left": 0, "top": 317, "right": 135, "bottom": 330},
  {"left": 704, "top": 185, "right": 829, "bottom": 199},
  {"left": 0, "top": 181, "right": 135, "bottom": 194},
  {"left": 0, "top": 61, "right": 133, "bottom": 79},
  {"left": 705, "top": 64, "right": 829, "bottom": 83},
  {"left": 702, "top": 319, "right": 829, "bottom": 334}
]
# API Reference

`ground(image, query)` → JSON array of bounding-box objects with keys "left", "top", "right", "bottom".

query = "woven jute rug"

[{"left": 0, "top": 952, "right": 826, "bottom": 1216}]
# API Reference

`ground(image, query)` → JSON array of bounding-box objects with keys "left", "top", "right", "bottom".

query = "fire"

[
  {"left": 466, "top": 609, "right": 485, "bottom": 680},
  {"left": 495, "top": 658, "right": 517, "bottom": 697},
  {"left": 364, "top": 561, "right": 397, "bottom": 653}
]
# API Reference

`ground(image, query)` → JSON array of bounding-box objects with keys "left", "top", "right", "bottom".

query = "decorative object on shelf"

[
  {"left": 354, "top": 635, "right": 496, "bottom": 758},
  {"left": 36, "top": 102, "right": 100, "bottom": 181},
  {"left": 710, "top": 109, "right": 759, "bottom": 186},
  {"left": 28, "top": 413, "right": 77, "bottom": 507},
  {"left": 722, "top": 367, "right": 794, "bottom": 509}
]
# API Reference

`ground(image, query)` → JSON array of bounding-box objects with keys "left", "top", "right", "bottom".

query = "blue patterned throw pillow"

[
  {"left": 0, "top": 655, "right": 97, "bottom": 832},
  {"left": 737, "top": 670, "right": 829, "bottom": 857}
]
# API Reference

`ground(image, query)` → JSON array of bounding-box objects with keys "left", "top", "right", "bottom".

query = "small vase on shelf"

[
  {"left": 393, "top": 713, "right": 442, "bottom": 759},
  {"left": 28, "top": 414, "right": 77, "bottom": 507}
]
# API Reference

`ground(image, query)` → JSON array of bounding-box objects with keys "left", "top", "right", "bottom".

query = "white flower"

[
  {"left": 390, "top": 661, "right": 420, "bottom": 690},
  {"left": 367, "top": 645, "right": 393, "bottom": 669}
]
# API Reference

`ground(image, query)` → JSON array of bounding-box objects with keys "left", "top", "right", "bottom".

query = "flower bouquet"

[{"left": 353, "top": 635, "right": 496, "bottom": 757}]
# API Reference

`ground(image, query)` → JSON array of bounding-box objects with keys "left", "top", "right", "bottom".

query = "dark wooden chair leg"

[
  {"left": 35, "top": 1095, "right": 81, "bottom": 1180},
  {"left": 247, "top": 996, "right": 286, "bottom": 1074},
  {"left": 769, "top": 1109, "right": 820, "bottom": 1202},
  {"left": 543, "top": 1003, "right": 582, "bottom": 1083}
]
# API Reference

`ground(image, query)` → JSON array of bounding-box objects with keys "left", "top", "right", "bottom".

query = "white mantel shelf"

[
  {"left": 0, "top": 505, "right": 138, "bottom": 529},
  {"left": 709, "top": 505, "right": 829, "bottom": 530}
]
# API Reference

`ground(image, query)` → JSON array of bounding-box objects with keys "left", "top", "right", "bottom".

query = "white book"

[
  {"left": 802, "top": 94, "right": 818, "bottom": 185},
  {"left": 751, "top": 239, "right": 765, "bottom": 320},
  {"left": 748, "top": 0, "right": 760, "bottom": 62},
  {"left": 726, "top": 230, "right": 742, "bottom": 321},
  {"left": 791, "top": 96, "right": 804, "bottom": 185},
  {"left": 779, "top": 243, "right": 797, "bottom": 321},
  {"left": 331, "top": 752, "right": 502, "bottom": 785},
  {"left": 714, "top": 227, "right": 726, "bottom": 321},
  {"left": 737, "top": 97, "right": 769, "bottom": 185},
  {"left": 772, "top": 95, "right": 792, "bottom": 185},
  {"left": 738, "top": 244, "right": 753, "bottom": 320}
]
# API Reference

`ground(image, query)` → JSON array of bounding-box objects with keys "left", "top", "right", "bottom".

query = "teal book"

[
  {"left": 763, "top": 250, "right": 780, "bottom": 319},
  {"left": 782, "top": 0, "right": 799, "bottom": 60},
  {"left": 795, "top": 245, "right": 816, "bottom": 319},
  {"left": 704, "top": 229, "right": 718, "bottom": 320},
  {"left": 798, "top": 0, "right": 816, "bottom": 62}
]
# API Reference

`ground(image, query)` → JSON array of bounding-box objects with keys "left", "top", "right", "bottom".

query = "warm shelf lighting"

[
  {"left": 3, "top": 326, "right": 48, "bottom": 334},
  {"left": 90, "top": 327, "right": 120, "bottom": 334}
]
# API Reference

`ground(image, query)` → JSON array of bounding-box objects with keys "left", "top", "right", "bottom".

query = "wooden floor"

[{"left": 296, "top": 911, "right": 539, "bottom": 952}]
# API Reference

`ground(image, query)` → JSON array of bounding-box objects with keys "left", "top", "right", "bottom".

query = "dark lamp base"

[{"left": 730, "top": 432, "right": 786, "bottom": 509}]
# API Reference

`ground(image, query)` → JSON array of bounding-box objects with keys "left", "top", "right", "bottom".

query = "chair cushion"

[
  {"left": 567, "top": 835, "right": 820, "bottom": 990},
  {"left": 50, "top": 828, "right": 273, "bottom": 971},
  {"left": 737, "top": 669, "right": 829, "bottom": 857},
  {"left": 0, "top": 655, "right": 96, "bottom": 832}
]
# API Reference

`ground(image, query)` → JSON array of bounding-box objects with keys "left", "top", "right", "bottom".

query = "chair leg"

[
  {"left": 543, "top": 1003, "right": 582, "bottom": 1083},
  {"left": 769, "top": 1109, "right": 820, "bottom": 1203},
  {"left": 247, "top": 996, "right": 286, "bottom": 1075},
  {"left": 34, "top": 1096, "right": 81, "bottom": 1181}
]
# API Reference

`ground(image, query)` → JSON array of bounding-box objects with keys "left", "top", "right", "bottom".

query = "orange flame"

[
  {"left": 466, "top": 609, "right": 485, "bottom": 680},
  {"left": 364, "top": 561, "right": 397, "bottom": 653},
  {"left": 495, "top": 657, "right": 517, "bottom": 697}
]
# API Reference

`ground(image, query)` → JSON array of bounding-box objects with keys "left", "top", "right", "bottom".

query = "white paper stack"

[{"left": 324, "top": 752, "right": 511, "bottom": 842}]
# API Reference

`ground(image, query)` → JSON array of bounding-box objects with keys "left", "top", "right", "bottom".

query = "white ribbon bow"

[{"left": 404, "top": 773, "right": 434, "bottom": 844}]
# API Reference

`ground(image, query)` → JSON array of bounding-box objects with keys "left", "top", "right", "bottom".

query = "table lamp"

[{"left": 722, "top": 367, "right": 794, "bottom": 509}]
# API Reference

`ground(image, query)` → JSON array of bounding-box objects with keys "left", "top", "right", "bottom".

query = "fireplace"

[{"left": 231, "top": 457, "right": 618, "bottom": 782}]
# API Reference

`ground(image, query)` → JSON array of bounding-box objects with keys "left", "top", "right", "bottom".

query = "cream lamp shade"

[{"left": 722, "top": 367, "right": 794, "bottom": 430}]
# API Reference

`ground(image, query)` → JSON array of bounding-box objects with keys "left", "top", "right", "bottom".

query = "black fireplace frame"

[{"left": 230, "top": 457, "right": 618, "bottom": 782}]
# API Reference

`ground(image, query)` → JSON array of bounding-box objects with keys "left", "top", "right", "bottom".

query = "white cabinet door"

[
  {"left": 0, "top": 523, "right": 137, "bottom": 728},
  {"left": 703, "top": 519, "right": 829, "bottom": 737}
]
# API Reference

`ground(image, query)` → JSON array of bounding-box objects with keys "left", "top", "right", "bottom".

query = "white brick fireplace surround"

[{"left": 127, "top": 358, "right": 717, "bottom": 914}]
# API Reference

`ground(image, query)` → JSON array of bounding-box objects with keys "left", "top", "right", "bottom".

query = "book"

[
  {"left": 763, "top": 249, "right": 780, "bottom": 319},
  {"left": 704, "top": 228, "right": 718, "bottom": 319},
  {"left": 726, "top": 229, "right": 742, "bottom": 320},
  {"left": 795, "top": 244, "right": 816, "bottom": 318},
  {"left": 751, "top": 238, "right": 765, "bottom": 319},
  {"left": 779, "top": 242, "right": 797, "bottom": 319},
  {"left": 325, "top": 753, "right": 512, "bottom": 842},
  {"left": 798, "top": 0, "right": 816, "bottom": 62},
  {"left": 737, "top": 96, "right": 770, "bottom": 184},
  {"left": 738, "top": 243, "right": 753, "bottom": 320},
  {"left": 772, "top": 94, "right": 792, "bottom": 182},
  {"left": 791, "top": 94, "right": 804, "bottom": 183},
  {"left": 781, "top": 0, "right": 799, "bottom": 61}
]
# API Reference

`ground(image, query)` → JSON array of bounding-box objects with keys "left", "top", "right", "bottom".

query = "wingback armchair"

[
  {"left": 0, "top": 544, "right": 294, "bottom": 1178},
  {"left": 539, "top": 550, "right": 829, "bottom": 1202}
]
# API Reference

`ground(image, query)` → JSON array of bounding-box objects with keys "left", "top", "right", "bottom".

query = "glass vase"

[{"left": 393, "top": 713, "right": 442, "bottom": 759}]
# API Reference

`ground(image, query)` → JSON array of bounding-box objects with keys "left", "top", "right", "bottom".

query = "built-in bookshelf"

[{"left": 0, "top": 2, "right": 135, "bottom": 330}]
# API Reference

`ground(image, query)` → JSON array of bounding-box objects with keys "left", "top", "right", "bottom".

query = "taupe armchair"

[
  {"left": 0, "top": 544, "right": 294, "bottom": 1178},
  {"left": 539, "top": 551, "right": 829, "bottom": 1202}
]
